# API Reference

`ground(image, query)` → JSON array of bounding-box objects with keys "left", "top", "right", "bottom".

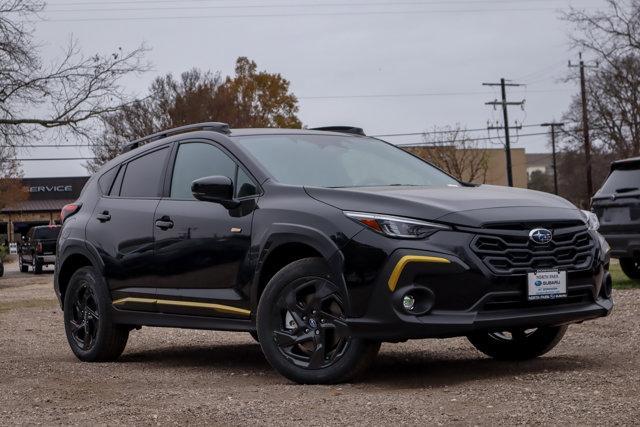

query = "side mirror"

[{"left": 191, "top": 175, "right": 239, "bottom": 209}]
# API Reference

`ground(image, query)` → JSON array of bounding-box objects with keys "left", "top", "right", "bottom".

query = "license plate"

[
  {"left": 527, "top": 270, "right": 567, "bottom": 301},
  {"left": 602, "top": 207, "right": 630, "bottom": 223}
]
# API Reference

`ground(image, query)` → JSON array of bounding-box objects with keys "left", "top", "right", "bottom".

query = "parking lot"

[{"left": 1, "top": 259, "right": 638, "bottom": 426}]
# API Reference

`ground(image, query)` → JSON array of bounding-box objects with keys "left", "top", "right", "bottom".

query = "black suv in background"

[
  {"left": 55, "top": 123, "right": 613, "bottom": 384},
  {"left": 592, "top": 156, "right": 640, "bottom": 280},
  {"left": 19, "top": 225, "right": 61, "bottom": 274}
]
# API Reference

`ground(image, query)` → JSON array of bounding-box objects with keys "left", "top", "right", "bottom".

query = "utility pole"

[
  {"left": 541, "top": 122, "right": 564, "bottom": 195},
  {"left": 569, "top": 53, "right": 598, "bottom": 198},
  {"left": 483, "top": 78, "right": 525, "bottom": 187}
]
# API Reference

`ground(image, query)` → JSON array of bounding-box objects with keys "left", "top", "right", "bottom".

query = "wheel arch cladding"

[
  {"left": 57, "top": 251, "right": 97, "bottom": 308},
  {"left": 253, "top": 223, "right": 349, "bottom": 310}
]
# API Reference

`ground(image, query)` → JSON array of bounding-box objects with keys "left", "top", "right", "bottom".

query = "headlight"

[
  {"left": 344, "top": 211, "right": 451, "bottom": 239},
  {"left": 581, "top": 209, "right": 600, "bottom": 231}
]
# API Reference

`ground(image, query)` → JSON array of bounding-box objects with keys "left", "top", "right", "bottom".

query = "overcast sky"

[{"left": 21, "top": 0, "right": 606, "bottom": 177}]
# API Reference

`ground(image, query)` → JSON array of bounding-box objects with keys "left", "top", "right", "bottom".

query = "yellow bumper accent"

[
  {"left": 112, "top": 297, "right": 251, "bottom": 317},
  {"left": 387, "top": 255, "right": 451, "bottom": 291}
]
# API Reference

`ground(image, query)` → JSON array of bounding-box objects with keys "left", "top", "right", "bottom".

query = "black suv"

[
  {"left": 19, "top": 225, "right": 61, "bottom": 274},
  {"left": 592, "top": 156, "right": 640, "bottom": 280},
  {"left": 55, "top": 123, "right": 613, "bottom": 384}
]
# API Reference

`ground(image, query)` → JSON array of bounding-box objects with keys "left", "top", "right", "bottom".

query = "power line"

[
  {"left": 39, "top": 7, "right": 591, "bottom": 23},
  {"left": 44, "top": 0, "right": 586, "bottom": 13},
  {"left": 298, "top": 88, "right": 571, "bottom": 100}
]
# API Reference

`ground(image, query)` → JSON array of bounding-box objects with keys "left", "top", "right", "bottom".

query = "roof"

[
  {"left": 1, "top": 198, "right": 76, "bottom": 213},
  {"left": 611, "top": 156, "right": 640, "bottom": 170}
]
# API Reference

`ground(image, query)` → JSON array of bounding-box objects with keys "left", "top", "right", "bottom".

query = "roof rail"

[
  {"left": 310, "top": 126, "right": 366, "bottom": 136},
  {"left": 122, "top": 122, "right": 230, "bottom": 153}
]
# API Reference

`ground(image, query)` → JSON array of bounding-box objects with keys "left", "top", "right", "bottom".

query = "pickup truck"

[{"left": 18, "top": 225, "right": 61, "bottom": 274}]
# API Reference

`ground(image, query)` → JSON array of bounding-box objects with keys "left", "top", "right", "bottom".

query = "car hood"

[{"left": 305, "top": 184, "right": 584, "bottom": 228}]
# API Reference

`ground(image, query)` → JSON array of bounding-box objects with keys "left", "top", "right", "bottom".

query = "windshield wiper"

[{"left": 615, "top": 187, "right": 639, "bottom": 193}]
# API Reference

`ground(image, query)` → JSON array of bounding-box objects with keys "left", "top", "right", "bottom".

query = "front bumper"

[{"left": 341, "top": 229, "right": 613, "bottom": 341}]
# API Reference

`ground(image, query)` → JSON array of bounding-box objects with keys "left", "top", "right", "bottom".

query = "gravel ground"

[{"left": 1, "top": 259, "right": 638, "bottom": 426}]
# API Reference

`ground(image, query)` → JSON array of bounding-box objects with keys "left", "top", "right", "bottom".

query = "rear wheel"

[
  {"left": 257, "top": 258, "right": 379, "bottom": 384},
  {"left": 619, "top": 257, "right": 640, "bottom": 280},
  {"left": 33, "top": 258, "right": 43, "bottom": 275},
  {"left": 63, "top": 266, "right": 129, "bottom": 362},
  {"left": 467, "top": 325, "right": 568, "bottom": 360},
  {"left": 19, "top": 257, "right": 28, "bottom": 273}
]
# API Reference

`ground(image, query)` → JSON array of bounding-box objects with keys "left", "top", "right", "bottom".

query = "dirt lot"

[{"left": 1, "top": 259, "right": 638, "bottom": 426}]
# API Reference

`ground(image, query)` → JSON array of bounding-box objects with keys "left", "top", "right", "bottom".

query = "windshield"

[
  {"left": 33, "top": 226, "right": 60, "bottom": 240},
  {"left": 598, "top": 168, "right": 640, "bottom": 195},
  {"left": 233, "top": 134, "right": 459, "bottom": 188}
]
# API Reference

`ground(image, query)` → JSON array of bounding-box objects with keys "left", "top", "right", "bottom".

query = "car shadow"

[{"left": 118, "top": 343, "right": 601, "bottom": 387}]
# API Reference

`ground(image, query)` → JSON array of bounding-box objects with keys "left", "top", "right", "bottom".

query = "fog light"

[{"left": 402, "top": 294, "right": 415, "bottom": 311}]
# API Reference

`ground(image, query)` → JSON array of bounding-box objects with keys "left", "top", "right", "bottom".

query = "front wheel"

[
  {"left": 63, "top": 266, "right": 129, "bottom": 362},
  {"left": 619, "top": 257, "right": 640, "bottom": 280},
  {"left": 467, "top": 325, "right": 568, "bottom": 360},
  {"left": 257, "top": 258, "right": 379, "bottom": 384}
]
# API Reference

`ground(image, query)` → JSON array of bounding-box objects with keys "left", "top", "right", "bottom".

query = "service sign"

[{"left": 527, "top": 270, "right": 567, "bottom": 301}]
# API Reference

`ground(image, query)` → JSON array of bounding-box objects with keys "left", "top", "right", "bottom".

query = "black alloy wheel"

[
  {"left": 271, "top": 277, "right": 350, "bottom": 369},
  {"left": 68, "top": 281, "right": 100, "bottom": 351},
  {"left": 257, "top": 258, "right": 380, "bottom": 384},
  {"left": 63, "top": 266, "right": 129, "bottom": 362},
  {"left": 467, "top": 325, "right": 568, "bottom": 360}
]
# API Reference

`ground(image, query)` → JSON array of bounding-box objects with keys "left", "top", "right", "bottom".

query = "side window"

[
  {"left": 170, "top": 142, "right": 237, "bottom": 199},
  {"left": 98, "top": 166, "right": 119, "bottom": 195},
  {"left": 109, "top": 165, "right": 125, "bottom": 196},
  {"left": 236, "top": 167, "right": 258, "bottom": 198},
  {"left": 119, "top": 148, "right": 170, "bottom": 198}
]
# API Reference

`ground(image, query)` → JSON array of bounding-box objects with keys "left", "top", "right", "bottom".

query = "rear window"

[
  {"left": 33, "top": 227, "right": 60, "bottom": 240},
  {"left": 599, "top": 168, "right": 640, "bottom": 195},
  {"left": 119, "top": 148, "right": 169, "bottom": 198}
]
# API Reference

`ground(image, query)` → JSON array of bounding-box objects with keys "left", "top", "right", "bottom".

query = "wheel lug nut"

[
  {"left": 315, "top": 330, "right": 320, "bottom": 335},
  {"left": 320, "top": 319, "right": 325, "bottom": 323},
  {"left": 305, "top": 328, "right": 309, "bottom": 333}
]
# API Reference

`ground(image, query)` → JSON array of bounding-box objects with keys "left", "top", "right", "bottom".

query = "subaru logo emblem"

[
  {"left": 308, "top": 318, "right": 317, "bottom": 329},
  {"left": 529, "top": 228, "right": 552, "bottom": 244}
]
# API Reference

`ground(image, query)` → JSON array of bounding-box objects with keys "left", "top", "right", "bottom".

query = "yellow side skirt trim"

[
  {"left": 112, "top": 297, "right": 251, "bottom": 317},
  {"left": 388, "top": 255, "right": 451, "bottom": 292}
]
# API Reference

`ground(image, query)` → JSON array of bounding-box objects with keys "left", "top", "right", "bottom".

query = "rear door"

[
  {"left": 152, "top": 140, "right": 259, "bottom": 317},
  {"left": 85, "top": 146, "right": 171, "bottom": 305}
]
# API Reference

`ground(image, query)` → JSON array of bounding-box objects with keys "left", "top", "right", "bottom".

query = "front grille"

[{"left": 470, "top": 225, "right": 595, "bottom": 275}]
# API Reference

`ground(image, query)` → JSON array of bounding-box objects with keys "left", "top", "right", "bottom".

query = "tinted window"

[
  {"left": 599, "top": 168, "right": 640, "bottom": 195},
  {"left": 33, "top": 226, "right": 60, "bottom": 240},
  {"left": 109, "top": 165, "right": 125, "bottom": 196},
  {"left": 234, "top": 134, "right": 459, "bottom": 188},
  {"left": 98, "top": 166, "right": 119, "bottom": 194},
  {"left": 236, "top": 168, "right": 258, "bottom": 198},
  {"left": 170, "top": 143, "right": 237, "bottom": 199},
  {"left": 120, "top": 148, "right": 169, "bottom": 198}
]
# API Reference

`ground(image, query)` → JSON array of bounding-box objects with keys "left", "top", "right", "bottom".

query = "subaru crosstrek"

[{"left": 55, "top": 123, "right": 613, "bottom": 384}]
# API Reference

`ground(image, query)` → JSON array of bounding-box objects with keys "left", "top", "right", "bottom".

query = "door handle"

[
  {"left": 96, "top": 211, "right": 111, "bottom": 222},
  {"left": 155, "top": 217, "right": 174, "bottom": 230}
]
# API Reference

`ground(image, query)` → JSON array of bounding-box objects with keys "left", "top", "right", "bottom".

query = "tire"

[
  {"left": 63, "top": 266, "right": 129, "bottom": 362},
  {"left": 467, "top": 325, "right": 568, "bottom": 360},
  {"left": 19, "top": 258, "right": 28, "bottom": 273},
  {"left": 257, "top": 257, "right": 380, "bottom": 384},
  {"left": 0, "top": 262, "right": 3, "bottom": 277},
  {"left": 34, "top": 258, "right": 43, "bottom": 275},
  {"left": 619, "top": 257, "right": 640, "bottom": 280}
]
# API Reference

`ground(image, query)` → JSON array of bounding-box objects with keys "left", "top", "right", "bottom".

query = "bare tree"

[
  {"left": 404, "top": 126, "right": 489, "bottom": 183},
  {"left": 0, "top": 0, "right": 149, "bottom": 173}
]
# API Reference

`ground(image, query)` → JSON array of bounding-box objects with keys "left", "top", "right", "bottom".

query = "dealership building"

[{"left": 0, "top": 176, "right": 89, "bottom": 242}]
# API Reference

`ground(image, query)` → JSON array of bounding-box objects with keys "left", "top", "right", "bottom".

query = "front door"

[{"left": 153, "top": 141, "right": 259, "bottom": 318}]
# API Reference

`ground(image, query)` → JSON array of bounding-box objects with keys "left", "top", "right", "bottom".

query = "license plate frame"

[{"left": 527, "top": 269, "right": 567, "bottom": 301}]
